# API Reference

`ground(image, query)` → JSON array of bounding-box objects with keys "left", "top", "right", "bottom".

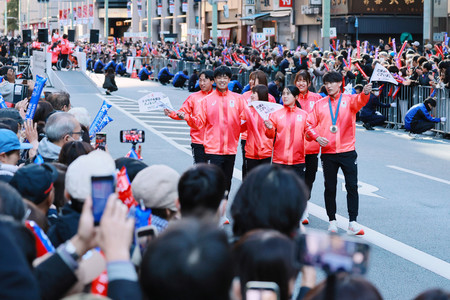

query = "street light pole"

[
  {"left": 147, "top": 0, "right": 152, "bottom": 42},
  {"left": 322, "top": 0, "right": 330, "bottom": 50},
  {"left": 18, "top": 0, "right": 21, "bottom": 32},
  {"left": 4, "top": 0, "right": 7, "bottom": 36},
  {"left": 105, "top": 0, "right": 109, "bottom": 41},
  {"left": 212, "top": 1, "right": 217, "bottom": 44}
]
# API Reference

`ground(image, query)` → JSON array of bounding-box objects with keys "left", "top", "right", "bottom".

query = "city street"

[{"left": 64, "top": 71, "right": 449, "bottom": 300}]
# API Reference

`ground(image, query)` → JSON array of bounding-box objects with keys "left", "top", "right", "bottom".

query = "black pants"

[
  {"left": 273, "top": 163, "right": 306, "bottom": 180},
  {"left": 191, "top": 143, "right": 207, "bottom": 164},
  {"left": 305, "top": 154, "right": 319, "bottom": 200},
  {"left": 321, "top": 150, "right": 358, "bottom": 222},
  {"left": 61, "top": 54, "right": 68, "bottom": 68},
  {"left": 173, "top": 79, "right": 187, "bottom": 88},
  {"left": 159, "top": 75, "right": 171, "bottom": 84},
  {"left": 241, "top": 140, "right": 247, "bottom": 178},
  {"left": 410, "top": 120, "right": 435, "bottom": 134},
  {"left": 207, "top": 154, "right": 236, "bottom": 192},
  {"left": 360, "top": 113, "right": 386, "bottom": 127},
  {"left": 246, "top": 157, "right": 271, "bottom": 176}
]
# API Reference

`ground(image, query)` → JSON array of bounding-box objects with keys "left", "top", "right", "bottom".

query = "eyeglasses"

[{"left": 69, "top": 130, "right": 84, "bottom": 136}]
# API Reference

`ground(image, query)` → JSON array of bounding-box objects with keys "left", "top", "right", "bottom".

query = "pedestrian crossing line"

[
  {"left": 171, "top": 137, "right": 192, "bottom": 141},
  {"left": 144, "top": 125, "right": 190, "bottom": 130},
  {"left": 144, "top": 120, "right": 186, "bottom": 125},
  {"left": 159, "top": 131, "right": 190, "bottom": 135}
]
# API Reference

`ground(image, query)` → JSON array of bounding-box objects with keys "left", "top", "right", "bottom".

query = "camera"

[
  {"left": 296, "top": 229, "right": 370, "bottom": 275},
  {"left": 120, "top": 129, "right": 145, "bottom": 143}
]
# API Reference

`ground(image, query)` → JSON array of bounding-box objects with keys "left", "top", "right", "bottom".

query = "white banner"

[
  {"left": 126, "top": 57, "right": 134, "bottom": 74},
  {"left": 138, "top": 92, "right": 174, "bottom": 112},
  {"left": 370, "top": 63, "right": 398, "bottom": 85},
  {"left": 250, "top": 101, "right": 283, "bottom": 120}
]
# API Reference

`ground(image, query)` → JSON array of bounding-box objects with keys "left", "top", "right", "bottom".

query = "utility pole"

[
  {"left": 27, "top": 0, "right": 29, "bottom": 30},
  {"left": 423, "top": 0, "right": 432, "bottom": 44},
  {"left": 18, "top": 0, "right": 21, "bottom": 32},
  {"left": 212, "top": 1, "right": 217, "bottom": 44},
  {"left": 147, "top": 0, "right": 152, "bottom": 42},
  {"left": 70, "top": 1, "right": 74, "bottom": 29},
  {"left": 4, "top": 0, "right": 7, "bottom": 36},
  {"left": 46, "top": 1, "right": 49, "bottom": 28},
  {"left": 322, "top": 0, "right": 330, "bottom": 50},
  {"left": 104, "top": 0, "right": 109, "bottom": 41}
]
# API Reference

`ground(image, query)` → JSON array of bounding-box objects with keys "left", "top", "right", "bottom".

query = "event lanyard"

[{"left": 328, "top": 94, "right": 342, "bottom": 126}]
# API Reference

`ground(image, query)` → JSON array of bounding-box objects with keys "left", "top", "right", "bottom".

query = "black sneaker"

[
  {"left": 106, "top": 91, "right": 111, "bottom": 95},
  {"left": 363, "top": 123, "right": 374, "bottom": 130}
]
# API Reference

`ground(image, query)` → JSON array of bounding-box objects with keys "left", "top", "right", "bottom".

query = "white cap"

[{"left": 65, "top": 150, "right": 116, "bottom": 201}]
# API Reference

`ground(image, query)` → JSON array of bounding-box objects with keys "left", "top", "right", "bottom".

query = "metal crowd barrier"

[
  {"left": 127, "top": 57, "right": 450, "bottom": 135},
  {"left": 378, "top": 84, "right": 449, "bottom": 135}
]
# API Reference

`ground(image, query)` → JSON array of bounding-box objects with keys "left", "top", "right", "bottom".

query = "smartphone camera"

[
  {"left": 95, "top": 132, "right": 107, "bottom": 150},
  {"left": 120, "top": 129, "right": 145, "bottom": 143},
  {"left": 297, "top": 229, "right": 370, "bottom": 275},
  {"left": 135, "top": 225, "right": 157, "bottom": 254},
  {"left": 245, "top": 281, "right": 280, "bottom": 300},
  {"left": 91, "top": 175, "right": 115, "bottom": 225}
]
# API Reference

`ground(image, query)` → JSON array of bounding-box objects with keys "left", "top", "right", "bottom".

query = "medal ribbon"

[{"left": 328, "top": 94, "right": 342, "bottom": 126}]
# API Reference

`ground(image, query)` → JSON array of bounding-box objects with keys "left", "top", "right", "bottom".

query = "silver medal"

[{"left": 330, "top": 125, "right": 338, "bottom": 133}]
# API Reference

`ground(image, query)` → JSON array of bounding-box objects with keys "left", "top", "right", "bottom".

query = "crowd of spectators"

[{"left": 0, "top": 33, "right": 449, "bottom": 299}]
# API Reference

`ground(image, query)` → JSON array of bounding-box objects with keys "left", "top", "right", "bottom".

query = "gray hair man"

[{"left": 37, "top": 112, "right": 82, "bottom": 162}]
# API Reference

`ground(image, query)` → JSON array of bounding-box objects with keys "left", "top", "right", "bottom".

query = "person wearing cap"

[
  {"left": 412, "top": 41, "right": 422, "bottom": 55},
  {"left": 0, "top": 128, "right": 33, "bottom": 182},
  {"left": 360, "top": 87, "right": 396, "bottom": 130},
  {"left": 36, "top": 112, "right": 82, "bottom": 163},
  {"left": 131, "top": 164, "right": 180, "bottom": 233},
  {"left": 306, "top": 71, "right": 372, "bottom": 236},
  {"left": 404, "top": 97, "right": 446, "bottom": 135},
  {"left": 10, "top": 163, "right": 58, "bottom": 217},
  {"left": 46, "top": 150, "right": 115, "bottom": 248}
]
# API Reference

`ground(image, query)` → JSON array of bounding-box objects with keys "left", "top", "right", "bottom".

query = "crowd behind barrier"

[{"left": 133, "top": 57, "right": 450, "bottom": 136}]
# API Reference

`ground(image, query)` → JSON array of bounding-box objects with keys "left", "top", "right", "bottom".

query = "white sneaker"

[
  {"left": 347, "top": 221, "right": 365, "bottom": 236},
  {"left": 328, "top": 220, "right": 338, "bottom": 233}
]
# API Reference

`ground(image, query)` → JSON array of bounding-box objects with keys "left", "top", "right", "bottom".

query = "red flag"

[{"left": 117, "top": 166, "right": 138, "bottom": 209}]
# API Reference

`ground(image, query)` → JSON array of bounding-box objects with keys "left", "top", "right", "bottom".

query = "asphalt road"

[{"left": 57, "top": 70, "right": 450, "bottom": 300}]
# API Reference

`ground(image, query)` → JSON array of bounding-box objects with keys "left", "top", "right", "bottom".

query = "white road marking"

[
  {"left": 308, "top": 204, "right": 450, "bottom": 280},
  {"left": 387, "top": 165, "right": 450, "bottom": 185},
  {"left": 102, "top": 93, "right": 450, "bottom": 280},
  {"left": 160, "top": 131, "right": 191, "bottom": 135},
  {"left": 150, "top": 125, "right": 190, "bottom": 130},
  {"left": 317, "top": 167, "right": 384, "bottom": 198}
]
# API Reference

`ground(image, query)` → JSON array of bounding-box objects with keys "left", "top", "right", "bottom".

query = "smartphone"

[
  {"left": 245, "top": 281, "right": 280, "bottom": 300},
  {"left": 135, "top": 225, "right": 157, "bottom": 254},
  {"left": 95, "top": 132, "right": 107, "bottom": 150},
  {"left": 297, "top": 229, "right": 370, "bottom": 275},
  {"left": 91, "top": 175, "right": 115, "bottom": 225},
  {"left": 120, "top": 129, "right": 145, "bottom": 143}
]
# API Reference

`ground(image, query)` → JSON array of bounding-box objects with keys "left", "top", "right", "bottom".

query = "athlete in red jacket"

[
  {"left": 60, "top": 34, "right": 70, "bottom": 69},
  {"left": 179, "top": 66, "right": 245, "bottom": 191},
  {"left": 306, "top": 71, "right": 372, "bottom": 235},
  {"left": 240, "top": 70, "right": 275, "bottom": 178},
  {"left": 240, "top": 85, "right": 274, "bottom": 175},
  {"left": 165, "top": 70, "right": 214, "bottom": 163},
  {"left": 295, "top": 70, "right": 323, "bottom": 225},
  {"left": 264, "top": 85, "right": 309, "bottom": 180}
]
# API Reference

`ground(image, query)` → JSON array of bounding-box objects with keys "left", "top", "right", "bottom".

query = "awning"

[
  {"left": 270, "top": 11, "right": 290, "bottom": 18},
  {"left": 207, "top": 23, "right": 238, "bottom": 29},
  {"left": 240, "top": 12, "right": 270, "bottom": 20}
]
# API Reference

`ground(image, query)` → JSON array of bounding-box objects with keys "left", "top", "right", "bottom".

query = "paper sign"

[
  {"left": 250, "top": 101, "right": 283, "bottom": 120},
  {"left": 138, "top": 92, "right": 174, "bottom": 112},
  {"left": 126, "top": 57, "right": 134, "bottom": 74},
  {"left": 343, "top": 83, "right": 353, "bottom": 95},
  {"left": 370, "top": 63, "right": 398, "bottom": 85}
]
